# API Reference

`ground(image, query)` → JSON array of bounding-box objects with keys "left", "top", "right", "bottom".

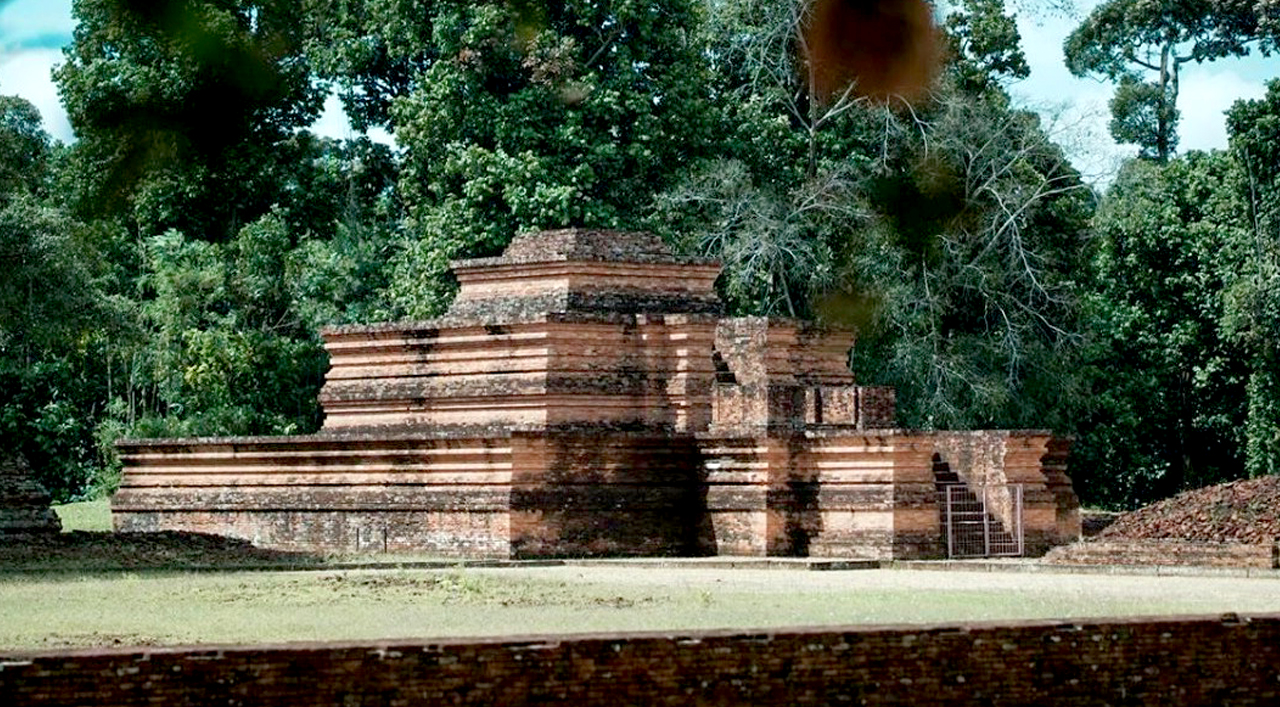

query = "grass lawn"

[
  {"left": 3, "top": 565, "right": 1279, "bottom": 652},
  {"left": 52, "top": 499, "right": 113, "bottom": 533}
]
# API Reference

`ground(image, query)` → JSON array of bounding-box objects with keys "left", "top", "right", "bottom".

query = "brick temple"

[{"left": 113, "top": 229, "right": 1079, "bottom": 558}]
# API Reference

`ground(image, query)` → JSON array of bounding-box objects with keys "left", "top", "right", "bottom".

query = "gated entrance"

[{"left": 942, "top": 484, "right": 1024, "bottom": 558}]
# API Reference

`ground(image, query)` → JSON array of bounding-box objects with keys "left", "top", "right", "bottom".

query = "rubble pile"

[{"left": 1099, "top": 476, "right": 1280, "bottom": 544}]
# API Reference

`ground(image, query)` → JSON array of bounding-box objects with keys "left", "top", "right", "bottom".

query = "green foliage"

[
  {"left": 11, "top": 0, "right": 1275, "bottom": 510},
  {"left": 55, "top": 0, "right": 324, "bottom": 240},
  {"left": 132, "top": 215, "right": 326, "bottom": 437},
  {"left": 653, "top": 157, "right": 854, "bottom": 316},
  {"left": 657, "top": 0, "right": 1092, "bottom": 431},
  {"left": 848, "top": 93, "right": 1094, "bottom": 431},
  {"left": 1107, "top": 76, "right": 1179, "bottom": 157},
  {"left": 1073, "top": 153, "right": 1252, "bottom": 507},
  {"left": 0, "top": 196, "right": 101, "bottom": 358},
  {"left": 944, "top": 0, "right": 1031, "bottom": 95},
  {"left": 651, "top": 0, "right": 877, "bottom": 317},
  {"left": 0, "top": 97, "right": 115, "bottom": 501},
  {"left": 1225, "top": 80, "right": 1280, "bottom": 477},
  {"left": 0, "top": 95, "right": 51, "bottom": 199},
  {"left": 303, "top": 0, "right": 439, "bottom": 131},
  {"left": 40, "top": 0, "right": 408, "bottom": 491},
  {"left": 0, "top": 356, "right": 107, "bottom": 501},
  {"left": 310, "top": 0, "right": 719, "bottom": 317}
]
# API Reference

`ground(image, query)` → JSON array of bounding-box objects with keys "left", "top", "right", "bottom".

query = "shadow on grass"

[{"left": 0, "top": 531, "right": 324, "bottom": 572}]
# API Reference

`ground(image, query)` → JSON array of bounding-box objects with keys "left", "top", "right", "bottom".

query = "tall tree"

[
  {"left": 50, "top": 3, "right": 406, "bottom": 452},
  {"left": 1064, "top": 0, "right": 1274, "bottom": 161},
  {"left": 654, "top": 0, "right": 1092, "bottom": 431},
  {"left": 1073, "top": 153, "right": 1252, "bottom": 507},
  {"left": 55, "top": 0, "right": 325, "bottom": 242},
  {"left": 311, "top": 0, "right": 719, "bottom": 316},
  {"left": 0, "top": 94, "right": 112, "bottom": 499},
  {"left": 1225, "top": 80, "right": 1280, "bottom": 477},
  {"left": 0, "top": 95, "right": 51, "bottom": 201},
  {"left": 848, "top": 94, "right": 1093, "bottom": 431}
]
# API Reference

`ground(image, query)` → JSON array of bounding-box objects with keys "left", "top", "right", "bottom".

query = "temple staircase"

[{"left": 932, "top": 455, "right": 1023, "bottom": 558}]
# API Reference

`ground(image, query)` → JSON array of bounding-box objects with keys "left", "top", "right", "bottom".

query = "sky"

[{"left": 0, "top": 0, "right": 1277, "bottom": 187}]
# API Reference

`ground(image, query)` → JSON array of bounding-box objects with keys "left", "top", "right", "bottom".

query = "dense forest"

[{"left": 1, "top": 0, "right": 1277, "bottom": 509}]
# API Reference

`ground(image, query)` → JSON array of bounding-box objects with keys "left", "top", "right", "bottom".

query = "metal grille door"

[{"left": 943, "top": 484, "right": 1024, "bottom": 558}]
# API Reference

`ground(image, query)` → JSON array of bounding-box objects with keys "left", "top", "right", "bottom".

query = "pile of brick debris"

[{"left": 1097, "top": 475, "right": 1280, "bottom": 544}]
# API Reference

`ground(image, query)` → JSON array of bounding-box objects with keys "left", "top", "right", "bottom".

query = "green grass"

[
  {"left": 52, "top": 499, "right": 113, "bottom": 532},
  {"left": 3, "top": 566, "right": 1279, "bottom": 652}
]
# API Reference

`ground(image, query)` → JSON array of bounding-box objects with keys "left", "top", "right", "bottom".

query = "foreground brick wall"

[{"left": 4, "top": 614, "right": 1279, "bottom": 705}]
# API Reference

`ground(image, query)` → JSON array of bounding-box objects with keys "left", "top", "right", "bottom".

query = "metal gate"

[{"left": 943, "top": 484, "right": 1024, "bottom": 558}]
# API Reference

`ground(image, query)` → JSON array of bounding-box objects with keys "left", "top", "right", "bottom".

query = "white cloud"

[
  {"left": 1177, "top": 67, "right": 1268, "bottom": 153},
  {"left": 0, "top": 48, "right": 71, "bottom": 142},
  {"left": 0, "top": 0, "right": 73, "bottom": 141}
]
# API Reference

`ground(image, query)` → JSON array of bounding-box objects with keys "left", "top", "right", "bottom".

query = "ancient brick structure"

[
  {"left": 0, "top": 454, "right": 61, "bottom": 535},
  {"left": 5, "top": 614, "right": 1279, "bottom": 705},
  {"left": 113, "top": 229, "right": 1079, "bottom": 558}
]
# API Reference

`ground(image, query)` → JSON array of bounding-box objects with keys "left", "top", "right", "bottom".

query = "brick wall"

[
  {"left": 0, "top": 454, "right": 61, "bottom": 534},
  {"left": 1045, "top": 539, "right": 1280, "bottom": 569},
  {"left": 4, "top": 614, "right": 1279, "bottom": 706}
]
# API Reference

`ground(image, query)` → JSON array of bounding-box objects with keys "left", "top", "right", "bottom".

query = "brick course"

[
  {"left": 4, "top": 614, "right": 1279, "bottom": 705},
  {"left": 1045, "top": 539, "right": 1279, "bottom": 569}
]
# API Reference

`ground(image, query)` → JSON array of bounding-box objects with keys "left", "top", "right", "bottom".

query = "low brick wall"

[
  {"left": 4, "top": 614, "right": 1280, "bottom": 705},
  {"left": 1045, "top": 539, "right": 1280, "bottom": 568}
]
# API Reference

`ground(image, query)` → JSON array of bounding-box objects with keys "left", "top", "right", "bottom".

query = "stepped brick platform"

[
  {"left": 0, "top": 454, "right": 61, "bottom": 535},
  {"left": 114, "top": 229, "right": 1080, "bottom": 558}
]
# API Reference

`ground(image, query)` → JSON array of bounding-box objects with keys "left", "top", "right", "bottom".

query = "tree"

[
  {"left": 84, "top": 132, "right": 402, "bottom": 442},
  {"left": 55, "top": 0, "right": 325, "bottom": 241},
  {"left": 650, "top": 0, "right": 878, "bottom": 316},
  {"left": 311, "top": 0, "right": 719, "bottom": 317},
  {"left": 1064, "top": 0, "right": 1273, "bottom": 161},
  {"left": 301, "top": 0, "right": 438, "bottom": 132},
  {"left": 1073, "top": 153, "right": 1252, "bottom": 508},
  {"left": 652, "top": 0, "right": 1093, "bottom": 434},
  {"left": 129, "top": 214, "right": 326, "bottom": 438},
  {"left": 1225, "top": 80, "right": 1280, "bottom": 477},
  {"left": 847, "top": 93, "right": 1094, "bottom": 432},
  {"left": 0, "top": 94, "right": 113, "bottom": 500},
  {"left": 944, "top": 0, "right": 1031, "bottom": 96},
  {"left": 49, "top": 2, "right": 406, "bottom": 455},
  {"left": 0, "top": 95, "right": 51, "bottom": 200}
]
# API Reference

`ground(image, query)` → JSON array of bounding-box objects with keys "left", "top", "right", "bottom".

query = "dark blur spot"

[
  {"left": 801, "top": 0, "right": 941, "bottom": 102},
  {"left": 507, "top": 0, "right": 548, "bottom": 50},
  {"left": 815, "top": 285, "right": 883, "bottom": 333}
]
